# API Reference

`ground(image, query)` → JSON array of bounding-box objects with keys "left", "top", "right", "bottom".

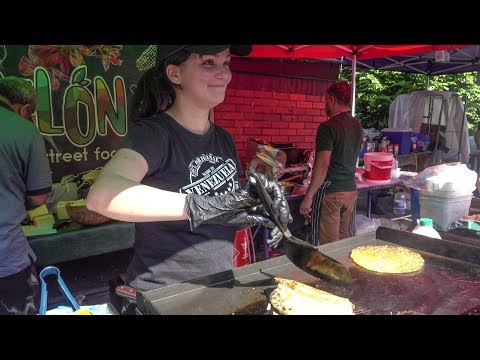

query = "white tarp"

[{"left": 389, "top": 91, "right": 470, "bottom": 164}]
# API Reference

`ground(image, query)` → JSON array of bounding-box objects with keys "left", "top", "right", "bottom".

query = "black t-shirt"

[
  {"left": 120, "top": 113, "right": 243, "bottom": 291},
  {"left": 315, "top": 112, "right": 364, "bottom": 194}
]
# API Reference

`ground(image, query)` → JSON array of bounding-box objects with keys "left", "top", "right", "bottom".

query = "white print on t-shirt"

[{"left": 180, "top": 154, "right": 239, "bottom": 196}]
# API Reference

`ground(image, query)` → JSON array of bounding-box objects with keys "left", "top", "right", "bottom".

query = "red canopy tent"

[
  {"left": 248, "top": 45, "right": 466, "bottom": 60},
  {"left": 247, "top": 45, "right": 472, "bottom": 115}
]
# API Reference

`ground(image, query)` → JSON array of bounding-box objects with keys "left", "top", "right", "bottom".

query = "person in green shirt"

[
  {"left": 0, "top": 76, "right": 52, "bottom": 315},
  {"left": 299, "top": 81, "right": 364, "bottom": 245}
]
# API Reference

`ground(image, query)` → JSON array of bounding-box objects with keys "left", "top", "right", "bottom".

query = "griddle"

[{"left": 136, "top": 227, "right": 480, "bottom": 315}]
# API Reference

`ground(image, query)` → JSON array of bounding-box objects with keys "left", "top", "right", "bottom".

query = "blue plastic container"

[
  {"left": 410, "top": 188, "right": 420, "bottom": 225},
  {"left": 382, "top": 128, "right": 412, "bottom": 155}
]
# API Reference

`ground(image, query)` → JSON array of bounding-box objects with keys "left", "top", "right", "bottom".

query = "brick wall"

[{"left": 214, "top": 62, "right": 337, "bottom": 171}]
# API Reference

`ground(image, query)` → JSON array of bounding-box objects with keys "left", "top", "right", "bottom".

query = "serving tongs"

[
  {"left": 249, "top": 172, "right": 352, "bottom": 285},
  {"left": 39, "top": 266, "right": 81, "bottom": 315}
]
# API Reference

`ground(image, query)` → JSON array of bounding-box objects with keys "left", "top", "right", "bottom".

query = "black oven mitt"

[
  {"left": 245, "top": 171, "right": 292, "bottom": 228},
  {"left": 186, "top": 172, "right": 291, "bottom": 246},
  {"left": 246, "top": 171, "right": 292, "bottom": 248}
]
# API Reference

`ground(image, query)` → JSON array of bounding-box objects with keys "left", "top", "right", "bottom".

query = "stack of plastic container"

[
  {"left": 419, "top": 190, "right": 472, "bottom": 231},
  {"left": 408, "top": 163, "right": 477, "bottom": 232}
]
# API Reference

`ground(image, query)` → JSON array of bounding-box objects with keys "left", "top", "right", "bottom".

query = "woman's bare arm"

[{"left": 86, "top": 148, "right": 188, "bottom": 222}]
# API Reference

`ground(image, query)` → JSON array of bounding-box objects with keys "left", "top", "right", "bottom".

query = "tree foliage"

[{"left": 339, "top": 68, "right": 480, "bottom": 134}]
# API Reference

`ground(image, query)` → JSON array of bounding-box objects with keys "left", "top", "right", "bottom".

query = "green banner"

[{"left": 0, "top": 45, "right": 149, "bottom": 182}]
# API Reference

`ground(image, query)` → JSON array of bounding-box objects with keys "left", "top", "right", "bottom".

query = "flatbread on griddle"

[
  {"left": 350, "top": 245, "right": 424, "bottom": 274},
  {"left": 269, "top": 277, "right": 355, "bottom": 315}
]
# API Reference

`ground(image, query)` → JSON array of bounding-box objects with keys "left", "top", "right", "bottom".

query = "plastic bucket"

[{"left": 364, "top": 152, "right": 393, "bottom": 181}]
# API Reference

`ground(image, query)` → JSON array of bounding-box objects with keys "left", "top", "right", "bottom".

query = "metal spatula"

[{"left": 249, "top": 172, "right": 352, "bottom": 285}]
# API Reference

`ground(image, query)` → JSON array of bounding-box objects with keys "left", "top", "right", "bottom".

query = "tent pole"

[
  {"left": 426, "top": 61, "right": 432, "bottom": 90},
  {"left": 351, "top": 52, "right": 357, "bottom": 117},
  {"left": 458, "top": 96, "right": 467, "bottom": 162},
  {"left": 339, "top": 56, "right": 344, "bottom": 79}
]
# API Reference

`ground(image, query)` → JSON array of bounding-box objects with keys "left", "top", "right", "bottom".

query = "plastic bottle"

[
  {"left": 412, "top": 218, "right": 442, "bottom": 239},
  {"left": 393, "top": 188, "right": 407, "bottom": 215}
]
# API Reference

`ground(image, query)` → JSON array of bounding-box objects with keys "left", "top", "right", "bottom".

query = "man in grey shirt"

[{"left": 0, "top": 77, "right": 52, "bottom": 315}]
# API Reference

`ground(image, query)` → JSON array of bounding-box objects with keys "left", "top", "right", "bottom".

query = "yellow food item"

[
  {"left": 27, "top": 204, "right": 49, "bottom": 221},
  {"left": 269, "top": 277, "right": 355, "bottom": 315},
  {"left": 73, "top": 309, "right": 93, "bottom": 315},
  {"left": 56, "top": 199, "right": 86, "bottom": 220},
  {"left": 71, "top": 198, "right": 86, "bottom": 206},
  {"left": 350, "top": 245, "right": 424, "bottom": 274},
  {"left": 33, "top": 214, "right": 55, "bottom": 227},
  {"left": 56, "top": 203, "right": 70, "bottom": 220},
  {"left": 22, "top": 225, "right": 57, "bottom": 237}
]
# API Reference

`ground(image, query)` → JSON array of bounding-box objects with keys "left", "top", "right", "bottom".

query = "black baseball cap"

[{"left": 156, "top": 45, "right": 252, "bottom": 63}]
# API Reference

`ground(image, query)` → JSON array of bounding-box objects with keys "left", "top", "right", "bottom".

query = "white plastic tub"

[{"left": 419, "top": 191, "right": 472, "bottom": 231}]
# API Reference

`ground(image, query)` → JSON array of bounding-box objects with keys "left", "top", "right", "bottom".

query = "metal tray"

[{"left": 136, "top": 227, "right": 480, "bottom": 315}]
